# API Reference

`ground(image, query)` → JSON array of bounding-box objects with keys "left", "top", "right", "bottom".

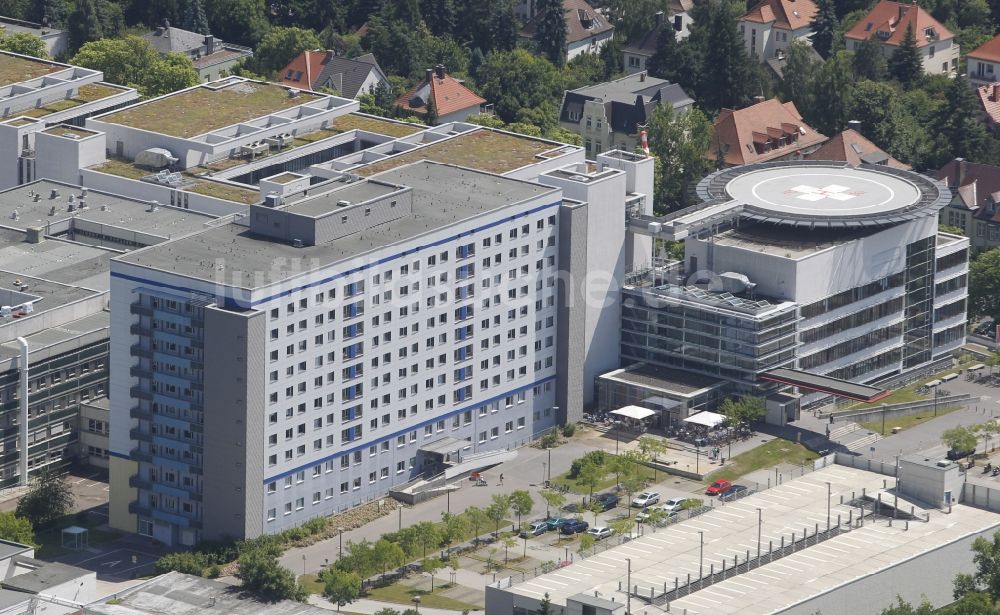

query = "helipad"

[{"left": 726, "top": 166, "right": 920, "bottom": 217}]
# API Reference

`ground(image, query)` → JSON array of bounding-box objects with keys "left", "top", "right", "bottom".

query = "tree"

[
  {"left": 439, "top": 511, "right": 468, "bottom": 547},
  {"left": 968, "top": 532, "right": 1000, "bottom": 599},
  {"left": 811, "top": 0, "right": 839, "bottom": 58},
  {"left": 320, "top": 568, "right": 361, "bottom": 612},
  {"left": 422, "top": 0, "right": 455, "bottom": 36},
  {"left": 877, "top": 596, "right": 935, "bottom": 615},
  {"left": 338, "top": 540, "right": 377, "bottom": 578},
  {"left": 182, "top": 0, "right": 210, "bottom": 34},
  {"left": 67, "top": 0, "right": 103, "bottom": 52},
  {"left": 372, "top": 538, "right": 405, "bottom": 581},
  {"left": 540, "top": 489, "right": 566, "bottom": 518},
  {"left": 412, "top": 521, "right": 442, "bottom": 559},
  {"left": 485, "top": 494, "right": 511, "bottom": 538},
  {"left": 16, "top": 469, "right": 72, "bottom": 528},
  {"left": 932, "top": 75, "right": 989, "bottom": 167},
  {"left": 779, "top": 41, "right": 819, "bottom": 112},
  {"left": 253, "top": 26, "right": 323, "bottom": 77},
  {"left": 0, "top": 512, "right": 34, "bottom": 546},
  {"left": 475, "top": 49, "right": 564, "bottom": 124},
  {"left": 638, "top": 435, "right": 668, "bottom": 479},
  {"left": 888, "top": 24, "right": 923, "bottom": 87},
  {"left": 237, "top": 547, "right": 307, "bottom": 602},
  {"left": 974, "top": 421, "right": 1000, "bottom": 453},
  {"left": 853, "top": 36, "right": 888, "bottom": 81},
  {"left": 71, "top": 37, "right": 198, "bottom": 98},
  {"left": 970, "top": 249, "right": 1000, "bottom": 320},
  {"left": 0, "top": 32, "right": 48, "bottom": 58},
  {"left": 609, "top": 517, "right": 636, "bottom": 537},
  {"left": 509, "top": 490, "right": 534, "bottom": 531},
  {"left": 807, "top": 50, "right": 854, "bottom": 135},
  {"left": 942, "top": 426, "right": 978, "bottom": 454},
  {"left": 579, "top": 531, "right": 595, "bottom": 553},
  {"left": 205, "top": 0, "right": 269, "bottom": 47},
  {"left": 540, "top": 593, "right": 554, "bottom": 615},
  {"left": 421, "top": 557, "right": 444, "bottom": 591},
  {"left": 534, "top": 0, "right": 568, "bottom": 66},
  {"left": 688, "top": 0, "right": 760, "bottom": 111},
  {"left": 575, "top": 460, "right": 603, "bottom": 497},
  {"left": 645, "top": 24, "right": 681, "bottom": 83},
  {"left": 645, "top": 104, "right": 714, "bottom": 211},
  {"left": 489, "top": 0, "right": 519, "bottom": 52},
  {"left": 464, "top": 505, "right": 490, "bottom": 544},
  {"left": 846, "top": 80, "right": 918, "bottom": 163}
]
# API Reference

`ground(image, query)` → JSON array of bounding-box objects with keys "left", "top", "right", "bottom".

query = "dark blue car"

[{"left": 561, "top": 519, "right": 590, "bottom": 535}]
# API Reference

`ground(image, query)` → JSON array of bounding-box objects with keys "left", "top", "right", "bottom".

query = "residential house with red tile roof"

[
  {"left": 394, "top": 65, "right": 486, "bottom": 125},
  {"left": 738, "top": 0, "right": 818, "bottom": 62},
  {"left": 277, "top": 50, "right": 389, "bottom": 99},
  {"left": 623, "top": 4, "right": 694, "bottom": 74},
  {"left": 976, "top": 82, "right": 1000, "bottom": 136},
  {"left": 968, "top": 34, "right": 1000, "bottom": 86},
  {"left": 520, "top": 0, "right": 615, "bottom": 61},
  {"left": 844, "top": 0, "right": 957, "bottom": 76},
  {"left": 805, "top": 125, "right": 910, "bottom": 169},
  {"left": 933, "top": 158, "right": 1000, "bottom": 250},
  {"left": 707, "top": 98, "right": 827, "bottom": 166}
]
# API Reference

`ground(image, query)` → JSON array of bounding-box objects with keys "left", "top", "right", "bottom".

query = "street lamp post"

[
  {"left": 547, "top": 447, "right": 552, "bottom": 484},
  {"left": 626, "top": 558, "right": 632, "bottom": 615},
  {"left": 301, "top": 554, "right": 306, "bottom": 576},
  {"left": 338, "top": 527, "right": 344, "bottom": 559},
  {"left": 756, "top": 508, "right": 762, "bottom": 560},
  {"left": 934, "top": 388, "right": 940, "bottom": 417},
  {"left": 398, "top": 505, "right": 403, "bottom": 530},
  {"left": 826, "top": 482, "right": 831, "bottom": 531},
  {"left": 412, "top": 596, "right": 421, "bottom": 613},
  {"left": 447, "top": 487, "right": 451, "bottom": 514},
  {"left": 699, "top": 531, "right": 704, "bottom": 578}
]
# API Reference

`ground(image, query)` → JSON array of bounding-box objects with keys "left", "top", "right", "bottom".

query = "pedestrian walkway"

[{"left": 308, "top": 595, "right": 484, "bottom": 615}]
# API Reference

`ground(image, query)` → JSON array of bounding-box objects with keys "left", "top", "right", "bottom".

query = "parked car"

[
  {"left": 707, "top": 480, "right": 732, "bottom": 495},
  {"left": 720, "top": 484, "right": 749, "bottom": 500},
  {"left": 974, "top": 321, "right": 995, "bottom": 336},
  {"left": 636, "top": 507, "right": 677, "bottom": 523},
  {"left": 631, "top": 491, "right": 661, "bottom": 507},
  {"left": 587, "top": 526, "right": 614, "bottom": 540},
  {"left": 594, "top": 493, "right": 619, "bottom": 510},
  {"left": 521, "top": 521, "right": 549, "bottom": 537},
  {"left": 545, "top": 517, "right": 567, "bottom": 531},
  {"left": 661, "top": 497, "right": 690, "bottom": 514},
  {"left": 947, "top": 447, "right": 975, "bottom": 461},
  {"left": 561, "top": 519, "right": 590, "bottom": 535}
]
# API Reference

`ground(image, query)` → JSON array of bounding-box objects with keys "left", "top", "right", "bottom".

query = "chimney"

[
  {"left": 754, "top": 95, "right": 765, "bottom": 103},
  {"left": 204, "top": 35, "right": 215, "bottom": 55},
  {"left": 425, "top": 68, "right": 434, "bottom": 83},
  {"left": 955, "top": 157, "right": 967, "bottom": 187},
  {"left": 163, "top": 18, "right": 170, "bottom": 28},
  {"left": 898, "top": 4, "right": 906, "bottom": 22},
  {"left": 435, "top": 64, "right": 446, "bottom": 79},
  {"left": 993, "top": 83, "right": 1000, "bottom": 103},
  {"left": 655, "top": 10, "right": 664, "bottom": 26},
  {"left": 847, "top": 119, "right": 862, "bottom": 132}
]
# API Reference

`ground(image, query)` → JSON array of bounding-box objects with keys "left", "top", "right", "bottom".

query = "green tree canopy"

[
  {"left": 0, "top": 512, "right": 34, "bottom": 546},
  {"left": 645, "top": 104, "right": 714, "bottom": 211},
  {"left": 888, "top": 23, "right": 923, "bottom": 87},
  {"left": 475, "top": 48, "right": 564, "bottom": 124},
  {"left": 0, "top": 32, "right": 47, "bottom": 57},
  {"left": 71, "top": 37, "right": 198, "bottom": 98},
  {"left": 485, "top": 493, "right": 511, "bottom": 536},
  {"left": 15, "top": 469, "right": 72, "bottom": 528},
  {"left": 846, "top": 80, "right": 918, "bottom": 164},
  {"left": 970, "top": 248, "right": 1000, "bottom": 320},
  {"left": 942, "top": 426, "right": 978, "bottom": 453},
  {"left": 182, "top": 0, "right": 210, "bottom": 35},
  {"left": 509, "top": 490, "right": 534, "bottom": 531},
  {"left": 807, "top": 50, "right": 854, "bottom": 135},
  {"left": 646, "top": 22, "right": 682, "bottom": 83},
  {"left": 930, "top": 74, "right": 990, "bottom": 168},
  {"left": 534, "top": 0, "right": 568, "bottom": 66},
  {"left": 853, "top": 36, "right": 888, "bottom": 81},
  {"left": 320, "top": 568, "right": 361, "bottom": 610},
  {"left": 237, "top": 546, "right": 307, "bottom": 602},
  {"left": 687, "top": 0, "right": 761, "bottom": 111},
  {"left": 811, "top": 0, "right": 840, "bottom": 58},
  {"left": 205, "top": 0, "right": 269, "bottom": 47},
  {"left": 253, "top": 26, "right": 323, "bottom": 77}
]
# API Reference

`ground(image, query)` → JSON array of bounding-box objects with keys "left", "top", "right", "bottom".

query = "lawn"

[
  {"left": 366, "top": 582, "right": 481, "bottom": 610},
  {"left": 99, "top": 81, "right": 323, "bottom": 138},
  {"left": 357, "top": 129, "right": 554, "bottom": 176},
  {"left": 21, "top": 84, "right": 126, "bottom": 118},
  {"left": 0, "top": 55, "right": 60, "bottom": 87},
  {"left": 705, "top": 439, "right": 819, "bottom": 484},
  {"left": 185, "top": 180, "right": 260, "bottom": 204},
  {"left": 549, "top": 464, "right": 657, "bottom": 495},
  {"left": 860, "top": 406, "right": 962, "bottom": 434},
  {"left": 91, "top": 158, "right": 148, "bottom": 180},
  {"left": 844, "top": 357, "right": 978, "bottom": 410},
  {"left": 330, "top": 114, "right": 424, "bottom": 138},
  {"left": 34, "top": 514, "right": 120, "bottom": 559}
]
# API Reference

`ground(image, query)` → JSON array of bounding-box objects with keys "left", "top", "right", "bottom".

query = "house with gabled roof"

[
  {"left": 933, "top": 158, "right": 1000, "bottom": 250},
  {"left": 975, "top": 82, "right": 1000, "bottom": 136},
  {"left": 142, "top": 20, "right": 253, "bottom": 82},
  {"left": 805, "top": 125, "right": 910, "bottom": 169},
  {"left": 394, "top": 65, "right": 486, "bottom": 125},
  {"left": 844, "top": 0, "right": 957, "bottom": 76},
  {"left": 623, "top": 4, "right": 694, "bottom": 74},
  {"left": 521, "top": 0, "right": 614, "bottom": 60},
  {"left": 707, "top": 98, "right": 827, "bottom": 166},
  {"left": 967, "top": 34, "right": 1000, "bottom": 87},
  {"left": 277, "top": 50, "right": 389, "bottom": 99},
  {"left": 738, "top": 0, "right": 818, "bottom": 61}
]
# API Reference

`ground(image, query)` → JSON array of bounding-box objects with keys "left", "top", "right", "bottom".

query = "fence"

[
  {"left": 821, "top": 394, "right": 977, "bottom": 424},
  {"left": 962, "top": 482, "right": 1000, "bottom": 514},
  {"left": 834, "top": 452, "right": 898, "bottom": 476}
]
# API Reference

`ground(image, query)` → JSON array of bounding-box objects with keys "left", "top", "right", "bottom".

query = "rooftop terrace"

[
  {"left": 97, "top": 80, "right": 325, "bottom": 138},
  {"left": 115, "top": 161, "right": 557, "bottom": 290},
  {"left": 14, "top": 83, "right": 129, "bottom": 119},
  {"left": 328, "top": 113, "right": 423, "bottom": 138},
  {"left": 356, "top": 129, "right": 561, "bottom": 176},
  {"left": 0, "top": 53, "right": 61, "bottom": 87}
]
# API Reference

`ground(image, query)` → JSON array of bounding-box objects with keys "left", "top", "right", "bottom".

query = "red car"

[{"left": 706, "top": 479, "right": 732, "bottom": 495}]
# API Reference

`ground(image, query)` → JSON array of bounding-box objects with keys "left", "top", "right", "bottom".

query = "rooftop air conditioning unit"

[
  {"left": 264, "top": 193, "right": 282, "bottom": 208},
  {"left": 292, "top": 238, "right": 303, "bottom": 247},
  {"left": 337, "top": 200, "right": 351, "bottom": 207}
]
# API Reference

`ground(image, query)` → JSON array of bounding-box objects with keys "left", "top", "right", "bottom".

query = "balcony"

[
  {"left": 129, "top": 428, "right": 152, "bottom": 442},
  {"left": 130, "top": 449, "right": 153, "bottom": 463},
  {"left": 130, "top": 323, "right": 151, "bottom": 336},
  {"left": 128, "top": 501, "right": 151, "bottom": 516},
  {"left": 130, "top": 386, "right": 152, "bottom": 401},
  {"left": 130, "top": 304, "right": 153, "bottom": 317},
  {"left": 130, "top": 365, "right": 152, "bottom": 379},
  {"left": 128, "top": 475, "right": 152, "bottom": 490},
  {"left": 130, "top": 345, "right": 153, "bottom": 359},
  {"left": 130, "top": 406, "right": 152, "bottom": 421}
]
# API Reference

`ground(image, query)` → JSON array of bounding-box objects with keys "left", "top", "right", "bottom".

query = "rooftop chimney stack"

[
  {"left": 204, "top": 35, "right": 215, "bottom": 55},
  {"left": 655, "top": 10, "right": 664, "bottom": 26},
  {"left": 993, "top": 83, "right": 1000, "bottom": 103},
  {"left": 847, "top": 119, "right": 862, "bottom": 132},
  {"left": 435, "top": 64, "right": 446, "bottom": 79},
  {"left": 956, "top": 157, "right": 967, "bottom": 186},
  {"left": 425, "top": 68, "right": 434, "bottom": 82}
]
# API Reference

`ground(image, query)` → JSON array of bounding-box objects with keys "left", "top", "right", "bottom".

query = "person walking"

[{"left": 499, "top": 473, "right": 504, "bottom": 486}]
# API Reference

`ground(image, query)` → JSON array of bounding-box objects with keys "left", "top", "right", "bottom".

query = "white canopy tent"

[
  {"left": 683, "top": 411, "right": 727, "bottom": 428},
  {"left": 611, "top": 406, "right": 657, "bottom": 420}
]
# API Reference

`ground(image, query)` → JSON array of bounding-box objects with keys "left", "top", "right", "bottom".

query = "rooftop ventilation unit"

[
  {"left": 264, "top": 193, "right": 282, "bottom": 208},
  {"left": 337, "top": 200, "right": 351, "bottom": 207},
  {"left": 50, "top": 189, "right": 59, "bottom": 199},
  {"left": 292, "top": 238, "right": 303, "bottom": 247}
]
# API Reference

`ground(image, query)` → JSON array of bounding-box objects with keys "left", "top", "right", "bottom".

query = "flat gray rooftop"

[
  {"left": 0, "top": 180, "right": 214, "bottom": 238},
  {"left": 725, "top": 165, "right": 921, "bottom": 219},
  {"left": 0, "top": 228, "right": 111, "bottom": 291},
  {"left": 505, "top": 465, "right": 1000, "bottom": 614},
  {"left": 281, "top": 179, "right": 403, "bottom": 218},
  {"left": 116, "top": 161, "right": 557, "bottom": 289},
  {"left": 710, "top": 221, "right": 881, "bottom": 258},
  {"left": 2, "top": 557, "right": 90, "bottom": 594},
  {"left": 0, "top": 311, "right": 108, "bottom": 361},
  {"left": 85, "top": 571, "right": 331, "bottom": 615},
  {"left": 603, "top": 364, "right": 722, "bottom": 396}
]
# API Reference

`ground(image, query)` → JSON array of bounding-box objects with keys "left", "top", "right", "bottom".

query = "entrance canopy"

[
  {"left": 611, "top": 406, "right": 657, "bottom": 420},
  {"left": 683, "top": 411, "right": 726, "bottom": 428},
  {"left": 761, "top": 367, "right": 891, "bottom": 402}
]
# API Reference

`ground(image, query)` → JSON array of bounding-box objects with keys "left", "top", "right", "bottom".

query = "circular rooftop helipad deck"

[{"left": 725, "top": 165, "right": 921, "bottom": 218}]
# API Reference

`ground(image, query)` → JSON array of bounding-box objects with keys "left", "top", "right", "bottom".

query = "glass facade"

[
  {"left": 799, "top": 297, "right": 904, "bottom": 345},
  {"left": 902, "top": 237, "right": 935, "bottom": 369}
]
